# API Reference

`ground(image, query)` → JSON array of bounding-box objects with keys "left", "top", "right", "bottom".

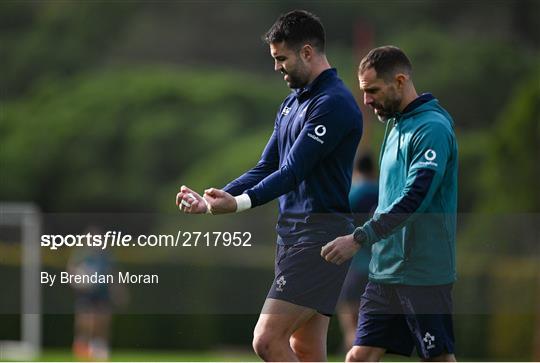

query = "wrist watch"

[{"left": 352, "top": 227, "right": 366, "bottom": 246}]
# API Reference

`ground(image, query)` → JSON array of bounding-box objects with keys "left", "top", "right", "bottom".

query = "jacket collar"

[
  {"left": 401, "top": 93, "right": 435, "bottom": 115},
  {"left": 294, "top": 68, "right": 337, "bottom": 100}
]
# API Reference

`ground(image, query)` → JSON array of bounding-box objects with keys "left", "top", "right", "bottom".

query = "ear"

[
  {"left": 394, "top": 73, "right": 409, "bottom": 88},
  {"left": 299, "top": 44, "right": 314, "bottom": 61}
]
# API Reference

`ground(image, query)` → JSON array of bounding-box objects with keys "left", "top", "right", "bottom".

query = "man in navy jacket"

[{"left": 177, "top": 10, "right": 362, "bottom": 361}]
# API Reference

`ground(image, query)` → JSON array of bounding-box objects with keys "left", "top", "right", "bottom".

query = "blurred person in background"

[
  {"left": 176, "top": 10, "right": 362, "bottom": 361},
  {"left": 322, "top": 46, "right": 458, "bottom": 362},
  {"left": 69, "top": 226, "right": 127, "bottom": 361},
  {"left": 337, "top": 153, "right": 378, "bottom": 351}
]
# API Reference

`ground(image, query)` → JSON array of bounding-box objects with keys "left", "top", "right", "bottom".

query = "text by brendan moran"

[{"left": 41, "top": 271, "right": 159, "bottom": 287}]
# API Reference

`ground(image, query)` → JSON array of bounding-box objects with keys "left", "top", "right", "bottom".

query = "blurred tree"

[
  {"left": 384, "top": 28, "right": 537, "bottom": 132},
  {"left": 477, "top": 68, "right": 540, "bottom": 213},
  {"left": 0, "top": 1, "right": 137, "bottom": 99},
  {"left": 0, "top": 67, "right": 285, "bottom": 212},
  {"left": 456, "top": 68, "right": 539, "bottom": 255}
]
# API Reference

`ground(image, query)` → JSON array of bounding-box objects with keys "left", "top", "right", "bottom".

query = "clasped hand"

[{"left": 175, "top": 185, "right": 237, "bottom": 214}]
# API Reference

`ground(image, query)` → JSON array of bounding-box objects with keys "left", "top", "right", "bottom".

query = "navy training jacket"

[{"left": 223, "top": 68, "right": 363, "bottom": 246}]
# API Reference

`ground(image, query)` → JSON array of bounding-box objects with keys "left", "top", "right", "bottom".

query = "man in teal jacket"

[{"left": 322, "top": 46, "right": 458, "bottom": 362}]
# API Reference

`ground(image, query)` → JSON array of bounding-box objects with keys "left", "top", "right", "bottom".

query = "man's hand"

[
  {"left": 321, "top": 234, "right": 360, "bottom": 265},
  {"left": 204, "top": 188, "right": 237, "bottom": 214},
  {"left": 176, "top": 185, "right": 208, "bottom": 214}
]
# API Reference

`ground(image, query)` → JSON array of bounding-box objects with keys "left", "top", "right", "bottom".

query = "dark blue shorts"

[
  {"left": 266, "top": 242, "right": 351, "bottom": 315},
  {"left": 354, "top": 281, "right": 455, "bottom": 359}
]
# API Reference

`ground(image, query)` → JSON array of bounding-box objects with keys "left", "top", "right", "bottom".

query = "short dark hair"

[
  {"left": 264, "top": 10, "right": 325, "bottom": 53},
  {"left": 359, "top": 46, "right": 412, "bottom": 81}
]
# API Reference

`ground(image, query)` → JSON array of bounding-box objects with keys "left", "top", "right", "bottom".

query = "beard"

[
  {"left": 372, "top": 93, "right": 401, "bottom": 123},
  {"left": 283, "top": 71, "right": 309, "bottom": 89},
  {"left": 285, "top": 74, "right": 307, "bottom": 89},
  {"left": 281, "top": 62, "right": 310, "bottom": 89}
]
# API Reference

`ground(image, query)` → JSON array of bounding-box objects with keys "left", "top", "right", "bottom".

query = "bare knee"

[
  {"left": 422, "top": 353, "right": 456, "bottom": 362},
  {"left": 290, "top": 335, "right": 325, "bottom": 361},
  {"left": 252, "top": 329, "right": 287, "bottom": 361},
  {"left": 346, "top": 347, "right": 365, "bottom": 362},
  {"left": 289, "top": 335, "right": 308, "bottom": 359},
  {"left": 346, "top": 346, "right": 385, "bottom": 362},
  {"left": 252, "top": 331, "right": 271, "bottom": 360}
]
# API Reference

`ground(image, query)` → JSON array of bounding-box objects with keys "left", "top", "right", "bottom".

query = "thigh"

[
  {"left": 396, "top": 284, "right": 455, "bottom": 359},
  {"left": 255, "top": 298, "right": 318, "bottom": 339},
  {"left": 290, "top": 312, "right": 329, "bottom": 344},
  {"left": 290, "top": 312, "right": 330, "bottom": 360},
  {"left": 354, "top": 282, "right": 415, "bottom": 357}
]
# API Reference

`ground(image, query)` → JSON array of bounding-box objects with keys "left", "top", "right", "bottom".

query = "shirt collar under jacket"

[{"left": 294, "top": 68, "right": 337, "bottom": 101}]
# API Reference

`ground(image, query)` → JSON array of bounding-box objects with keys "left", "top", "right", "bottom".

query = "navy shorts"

[
  {"left": 354, "top": 281, "right": 455, "bottom": 359},
  {"left": 266, "top": 242, "right": 350, "bottom": 315}
]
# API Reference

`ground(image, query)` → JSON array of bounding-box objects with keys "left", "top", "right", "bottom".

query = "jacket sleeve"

[
  {"left": 360, "top": 121, "right": 454, "bottom": 246},
  {"left": 245, "top": 96, "right": 359, "bottom": 207}
]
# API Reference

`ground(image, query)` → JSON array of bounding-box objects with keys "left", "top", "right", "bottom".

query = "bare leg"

[
  {"left": 89, "top": 311, "right": 111, "bottom": 360},
  {"left": 73, "top": 312, "right": 93, "bottom": 359},
  {"left": 422, "top": 352, "right": 456, "bottom": 362},
  {"left": 337, "top": 302, "right": 360, "bottom": 350},
  {"left": 252, "top": 298, "right": 319, "bottom": 361},
  {"left": 346, "top": 345, "right": 386, "bottom": 362},
  {"left": 290, "top": 312, "right": 330, "bottom": 361}
]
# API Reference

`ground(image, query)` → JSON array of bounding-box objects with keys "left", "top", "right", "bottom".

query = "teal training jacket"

[{"left": 360, "top": 94, "right": 458, "bottom": 286}]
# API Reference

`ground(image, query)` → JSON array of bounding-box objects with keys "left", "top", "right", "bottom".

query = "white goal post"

[{"left": 0, "top": 203, "right": 42, "bottom": 360}]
